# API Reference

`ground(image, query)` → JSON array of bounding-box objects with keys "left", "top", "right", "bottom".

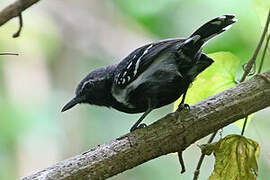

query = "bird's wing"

[{"left": 114, "top": 38, "right": 185, "bottom": 87}]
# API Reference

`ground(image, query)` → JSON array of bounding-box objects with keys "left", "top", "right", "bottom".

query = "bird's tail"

[
  {"left": 175, "top": 15, "right": 237, "bottom": 58},
  {"left": 189, "top": 14, "right": 237, "bottom": 43}
]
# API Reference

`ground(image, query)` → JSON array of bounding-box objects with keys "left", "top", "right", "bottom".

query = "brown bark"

[{"left": 20, "top": 71, "right": 270, "bottom": 180}]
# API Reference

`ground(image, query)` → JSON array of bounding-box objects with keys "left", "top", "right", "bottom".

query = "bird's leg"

[
  {"left": 130, "top": 100, "right": 153, "bottom": 132},
  {"left": 177, "top": 88, "right": 190, "bottom": 112},
  {"left": 130, "top": 108, "right": 152, "bottom": 132}
]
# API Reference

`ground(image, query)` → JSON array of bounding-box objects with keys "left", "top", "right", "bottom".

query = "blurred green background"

[{"left": 0, "top": 0, "right": 269, "bottom": 179}]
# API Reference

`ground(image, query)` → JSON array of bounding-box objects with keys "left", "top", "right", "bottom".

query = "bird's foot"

[
  {"left": 130, "top": 123, "right": 147, "bottom": 132},
  {"left": 177, "top": 103, "right": 190, "bottom": 112},
  {"left": 138, "top": 123, "right": 147, "bottom": 129}
]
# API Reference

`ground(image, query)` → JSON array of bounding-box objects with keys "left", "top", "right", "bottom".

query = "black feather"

[{"left": 62, "top": 15, "right": 237, "bottom": 132}]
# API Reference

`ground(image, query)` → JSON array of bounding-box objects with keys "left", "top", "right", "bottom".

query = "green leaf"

[
  {"left": 174, "top": 52, "right": 239, "bottom": 109},
  {"left": 173, "top": 52, "right": 253, "bottom": 129},
  {"left": 200, "top": 135, "right": 260, "bottom": 180}
]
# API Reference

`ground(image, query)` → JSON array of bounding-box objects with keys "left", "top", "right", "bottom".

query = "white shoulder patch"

[{"left": 133, "top": 44, "right": 153, "bottom": 76}]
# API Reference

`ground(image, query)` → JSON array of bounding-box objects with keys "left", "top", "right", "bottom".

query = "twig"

[
  {"left": 193, "top": 131, "right": 217, "bottom": 180},
  {"left": 177, "top": 136, "right": 187, "bottom": 173},
  {"left": 240, "top": 9, "right": 270, "bottom": 82},
  {"left": 193, "top": 9, "right": 270, "bottom": 180},
  {"left": 258, "top": 34, "right": 270, "bottom": 73},
  {"left": 241, "top": 9, "right": 270, "bottom": 136},
  {"left": 0, "top": 52, "right": 18, "bottom": 55},
  {"left": 0, "top": 0, "right": 40, "bottom": 37},
  {"left": 240, "top": 116, "right": 248, "bottom": 136},
  {"left": 13, "top": 12, "right": 23, "bottom": 38},
  {"left": 178, "top": 151, "right": 186, "bottom": 173}
]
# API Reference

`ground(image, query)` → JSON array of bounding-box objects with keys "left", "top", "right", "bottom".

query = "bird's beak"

[{"left": 61, "top": 97, "right": 81, "bottom": 112}]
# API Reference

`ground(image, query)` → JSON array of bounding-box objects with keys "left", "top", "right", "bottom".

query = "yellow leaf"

[{"left": 200, "top": 135, "right": 260, "bottom": 180}]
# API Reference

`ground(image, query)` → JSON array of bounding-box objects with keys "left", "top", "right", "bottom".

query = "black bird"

[{"left": 62, "top": 15, "right": 237, "bottom": 132}]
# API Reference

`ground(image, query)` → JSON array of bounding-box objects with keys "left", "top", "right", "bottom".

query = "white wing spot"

[
  {"left": 127, "top": 76, "right": 130, "bottom": 82},
  {"left": 211, "top": 21, "right": 221, "bottom": 25},
  {"left": 222, "top": 24, "right": 233, "bottom": 31},
  {"left": 127, "top": 62, "right": 133, "bottom": 69},
  {"left": 123, "top": 71, "right": 127, "bottom": 77},
  {"left": 133, "top": 44, "right": 153, "bottom": 76},
  {"left": 219, "top": 15, "right": 226, "bottom": 20},
  {"left": 232, "top": 18, "right": 238, "bottom": 22}
]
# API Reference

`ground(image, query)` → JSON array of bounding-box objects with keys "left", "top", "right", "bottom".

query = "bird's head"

[{"left": 61, "top": 67, "right": 114, "bottom": 112}]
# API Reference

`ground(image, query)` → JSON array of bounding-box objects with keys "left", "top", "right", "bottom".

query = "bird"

[{"left": 61, "top": 15, "right": 237, "bottom": 132}]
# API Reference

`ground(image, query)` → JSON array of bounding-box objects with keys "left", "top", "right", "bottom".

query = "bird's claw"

[
  {"left": 177, "top": 103, "right": 190, "bottom": 112},
  {"left": 130, "top": 123, "right": 147, "bottom": 132},
  {"left": 138, "top": 123, "right": 147, "bottom": 129}
]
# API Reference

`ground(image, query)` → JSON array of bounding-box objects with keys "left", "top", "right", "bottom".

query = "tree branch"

[
  {"left": 0, "top": 0, "right": 40, "bottom": 37},
  {"left": 0, "top": 0, "right": 40, "bottom": 26},
  {"left": 20, "top": 70, "right": 270, "bottom": 180},
  {"left": 0, "top": 52, "right": 18, "bottom": 55}
]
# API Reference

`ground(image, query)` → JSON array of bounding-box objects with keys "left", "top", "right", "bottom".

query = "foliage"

[
  {"left": 200, "top": 135, "right": 260, "bottom": 180},
  {"left": 173, "top": 52, "right": 253, "bottom": 128},
  {"left": 173, "top": 52, "right": 239, "bottom": 107}
]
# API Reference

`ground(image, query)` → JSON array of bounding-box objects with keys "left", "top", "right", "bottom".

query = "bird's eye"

[{"left": 81, "top": 79, "right": 94, "bottom": 91}]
